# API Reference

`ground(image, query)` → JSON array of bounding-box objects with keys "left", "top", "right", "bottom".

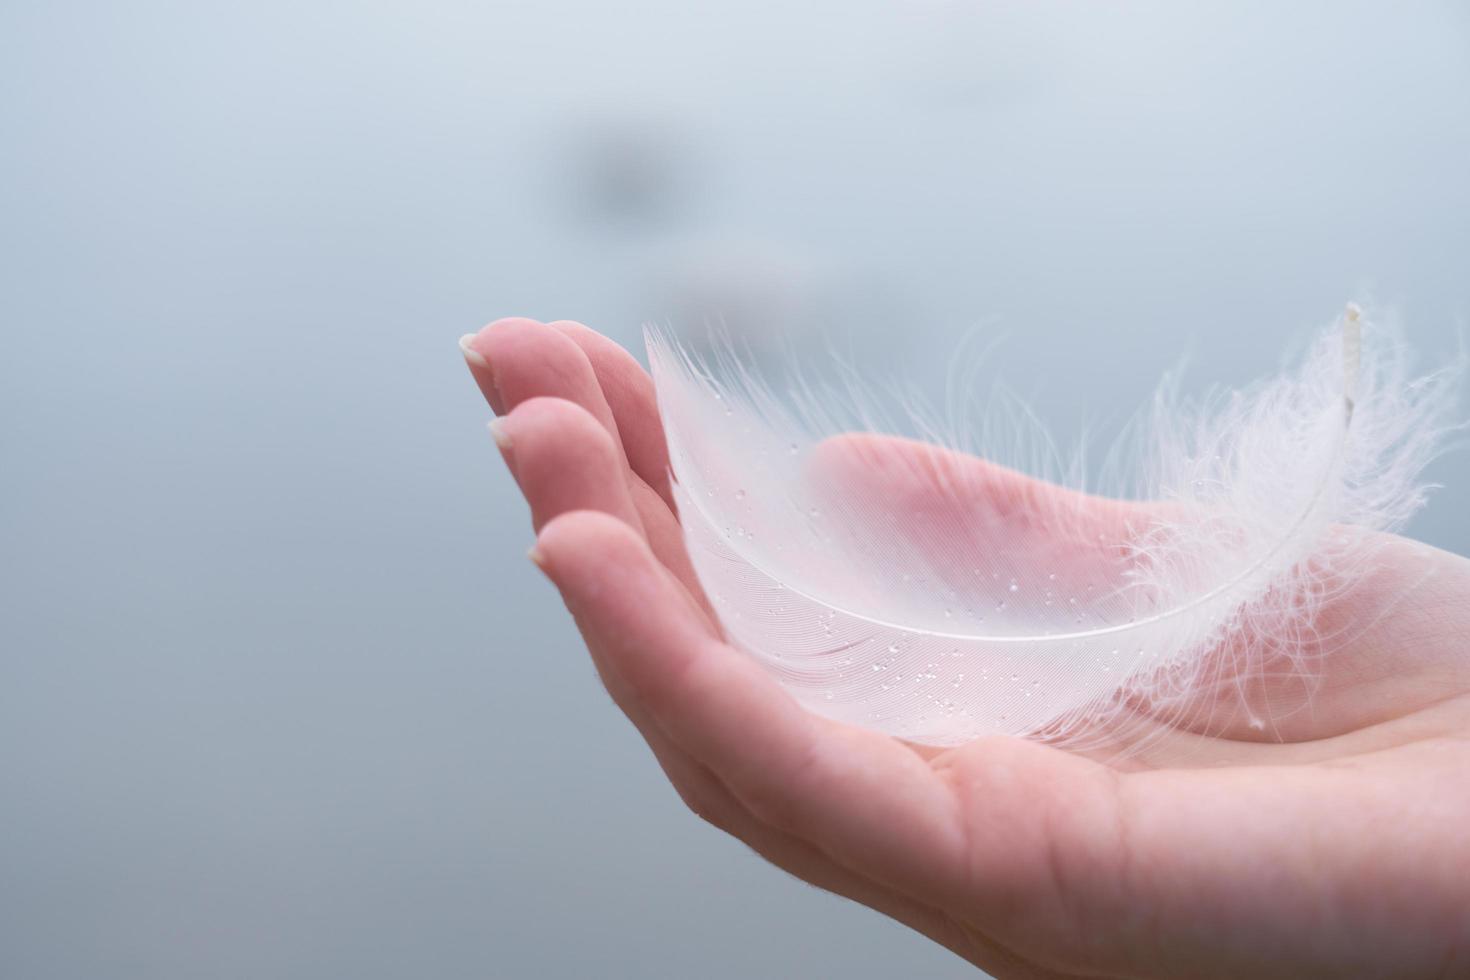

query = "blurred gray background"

[{"left": 2, "top": 1, "right": 1467, "bottom": 978}]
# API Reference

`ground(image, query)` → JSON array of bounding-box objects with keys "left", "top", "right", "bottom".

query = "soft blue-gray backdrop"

[{"left": 2, "top": 2, "right": 1467, "bottom": 977}]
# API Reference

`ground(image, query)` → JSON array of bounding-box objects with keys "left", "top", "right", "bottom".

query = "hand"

[{"left": 461, "top": 317, "right": 1470, "bottom": 979}]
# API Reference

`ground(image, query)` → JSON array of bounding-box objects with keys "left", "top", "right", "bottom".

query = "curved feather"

[{"left": 647, "top": 307, "right": 1457, "bottom": 745}]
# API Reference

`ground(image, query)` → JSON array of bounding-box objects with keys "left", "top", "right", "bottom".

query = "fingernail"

[
  {"left": 487, "top": 418, "right": 513, "bottom": 454},
  {"left": 527, "top": 545, "right": 548, "bottom": 571},
  {"left": 460, "top": 332, "right": 505, "bottom": 412},
  {"left": 459, "top": 333, "right": 489, "bottom": 369}
]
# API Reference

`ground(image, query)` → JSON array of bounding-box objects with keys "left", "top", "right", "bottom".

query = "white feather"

[{"left": 647, "top": 307, "right": 1459, "bottom": 746}]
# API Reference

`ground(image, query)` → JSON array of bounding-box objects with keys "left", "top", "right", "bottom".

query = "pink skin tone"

[{"left": 461, "top": 317, "right": 1470, "bottom": 979}]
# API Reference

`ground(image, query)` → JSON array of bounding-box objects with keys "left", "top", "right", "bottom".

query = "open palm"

[{"left": 462, "top": 317, "right": 1470, "bottom": 979}]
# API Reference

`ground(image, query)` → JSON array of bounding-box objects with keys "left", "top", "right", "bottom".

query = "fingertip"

[
  {"left": 459, "top": 333, "right": 489, "bottom": 369},
  {"left": 487, "top": 417, "right": 512, "bottom": 454},
  {"left": 461, "top": 317, "right": 546, "bottom": 413},
  {"left": 535, "top": 509, "right": 727, "bottom": 689},
  {"left": 498, "top": 399, "right": 641, "bottom": 533},
  {"left": 499, "top": 395, "right": 616, "bottom": 450},
  {"left": 463, "top": 317, "right": 546, "bottom": 362},
  {"left": 474, "top": 317, "right": 565, "bottom": 373},
  {"left": 469, "top": 319, "right": 624, "bottom": 440},
  {"left": 527, "top": 543, "right": 548, "bottom": 573},
  {"left": 535, "top": 508, "right": 649, "bottom": 580},
  {"left": 478, "top": 315, "right": 545, "bottom": 339},
  {"left": 535, "top": 508, "right": 693, "bottom": 620}
]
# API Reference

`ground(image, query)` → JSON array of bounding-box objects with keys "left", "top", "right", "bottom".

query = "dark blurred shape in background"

[{"left": 560, "top": 117, "right": 698, "bottom": 228}]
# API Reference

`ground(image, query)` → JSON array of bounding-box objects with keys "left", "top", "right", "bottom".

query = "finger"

[
  {"left": 531, "top": 507, "right": 973, "bottom": 952},
  {"left": 469, "top": 318, "right": 714, "bottom": 614},
  {"left": 548, "top": 320, "right": 675, "bottom": 509},
  {"left": 492, "top": 397, "right": 644, "bottom": 535},
  {"left": 494, "top": 399, "right": 734, "bottom": 838},
  {"left": 489, "top": 398, "right": 730, "bottom": 833},
  {"left": 558, "top": 598, "right": 948, "bottom": 960},
  {"left": 491, "top": 389, "right": 715, "bottom": 632},
  {"left": 461, "top": 317, "right": 623, "bottom": 444},
  {"left": 532, "top": 511, "right": 968, "bottom": 903},
  {"left": 459, "top": 317, "right": 542, "bottom": 415},
  {"left": 490, "top": 412, "right": 920, "bottom": 932},
  {"left": 497, "top": 430, "right": 857, "bottom": 898},
  {"left": 535, "top": 508, "right": 1148, "bottom": 977}
]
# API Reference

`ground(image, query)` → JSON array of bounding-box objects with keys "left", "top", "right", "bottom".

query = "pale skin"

[{"left": 461, "top": 317, "right": 1470, "bottom": 979}]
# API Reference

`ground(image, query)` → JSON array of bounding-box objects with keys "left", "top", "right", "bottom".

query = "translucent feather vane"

[{"left": 646, "top": 306, "right": 1459, "bottom": 746}]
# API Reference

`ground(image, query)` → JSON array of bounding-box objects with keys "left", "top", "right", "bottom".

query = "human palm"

[{"left": 462, "top": 317, "right": 1470, "bottom": 979}]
